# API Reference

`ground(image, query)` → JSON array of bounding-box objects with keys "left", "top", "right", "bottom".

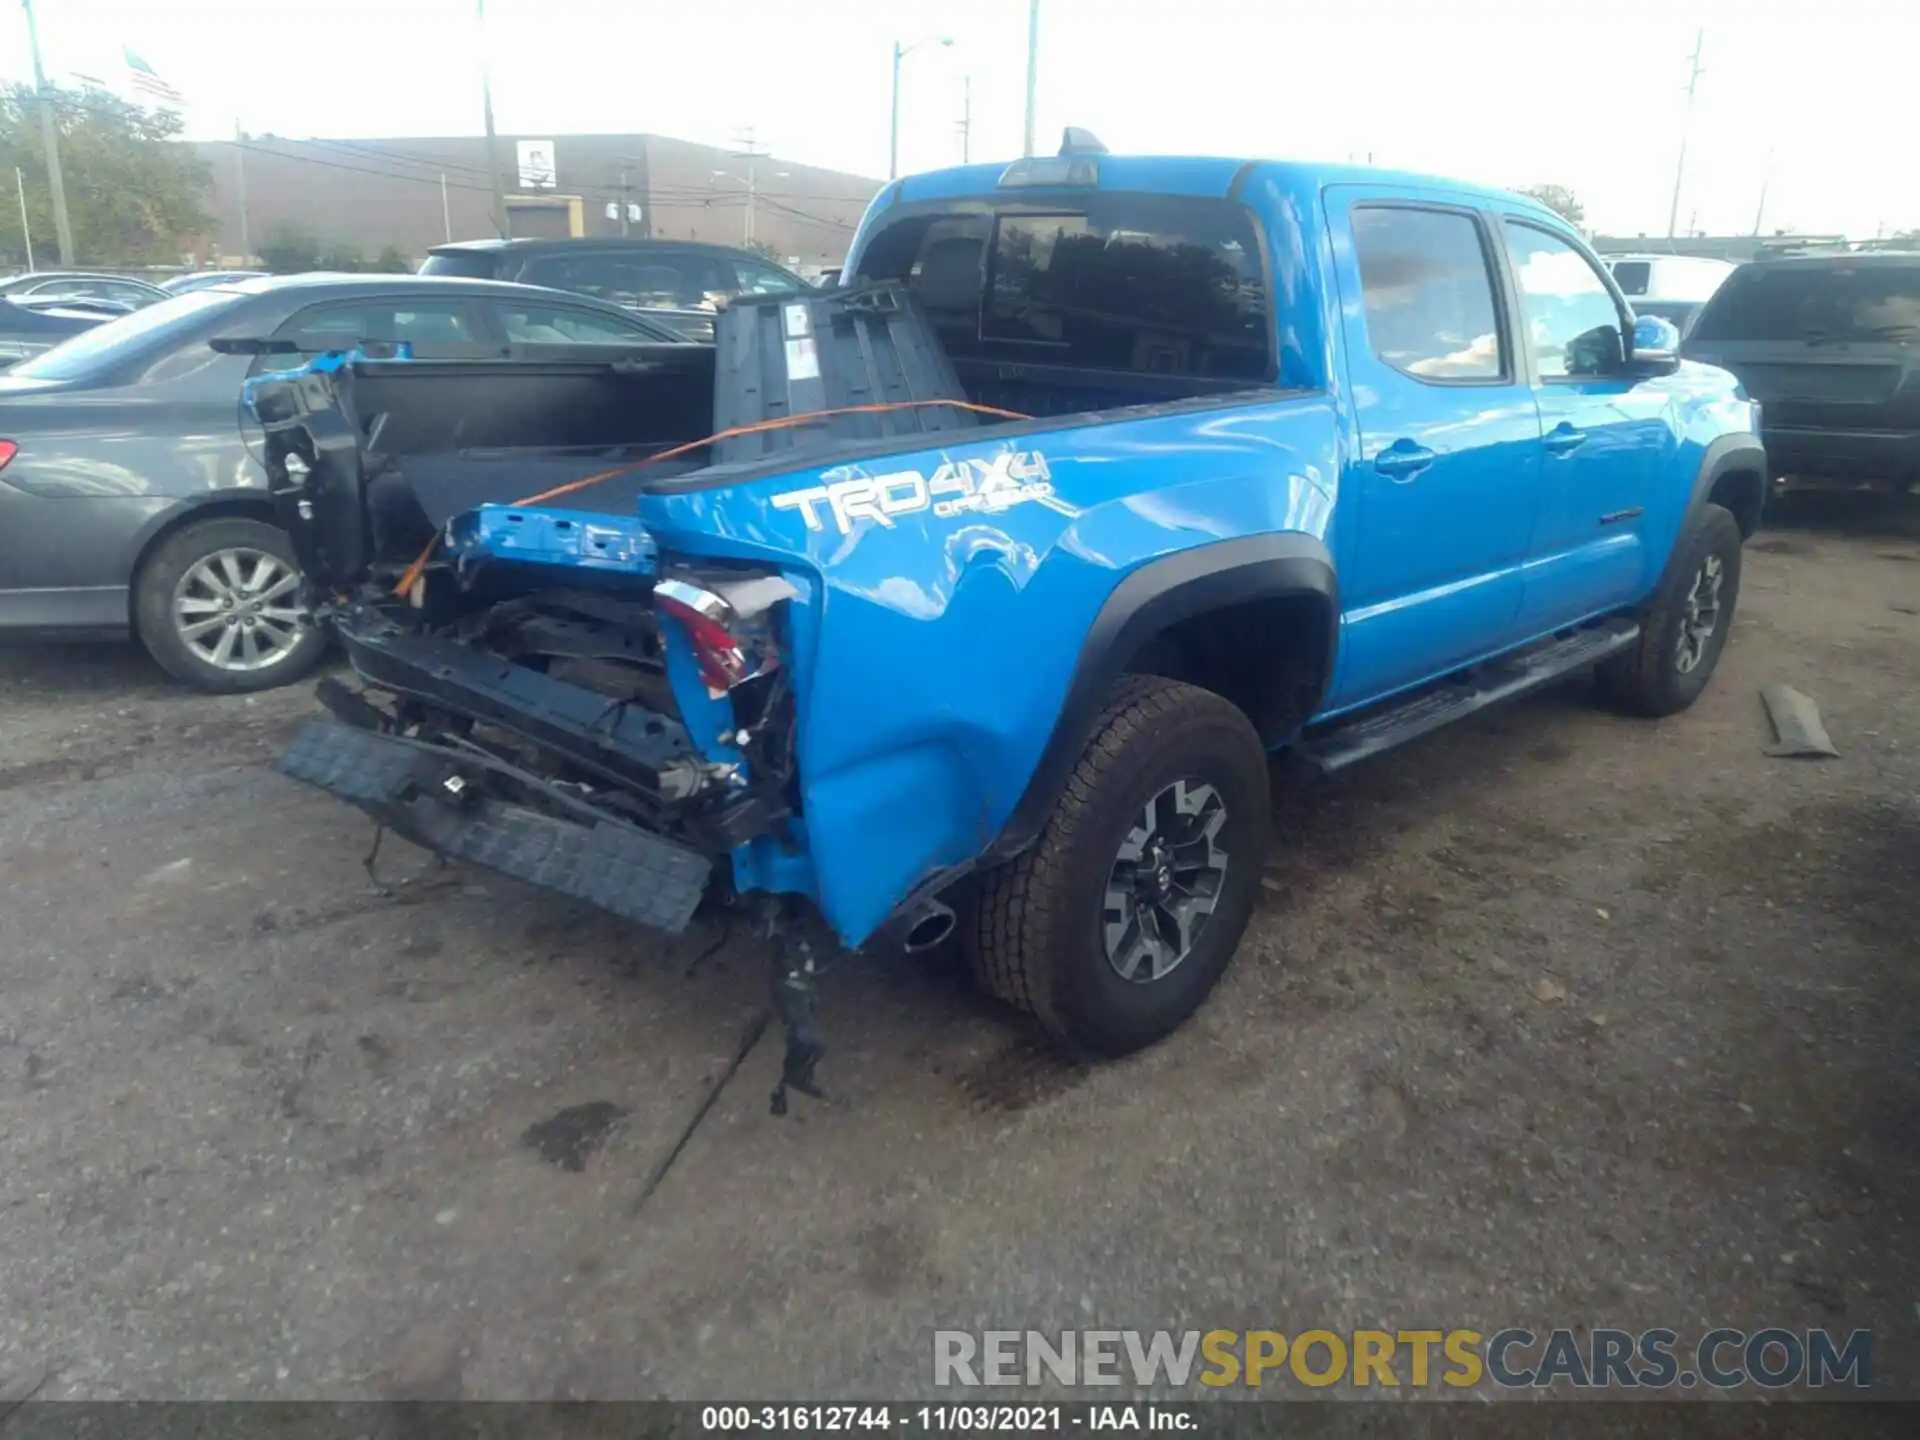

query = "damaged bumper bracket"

[{"left": 277, "top": 719, "right": 712, "bottom": 933}]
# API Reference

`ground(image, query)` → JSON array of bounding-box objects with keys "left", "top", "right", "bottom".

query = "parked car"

[
  {"left": 1683, "top": 252, "right": 1920, "bottom": 494},
  {"left": 419, "top": 239, "right": 810, "bottom": 341},
  {"left": 0, "top": 273, "right": 691, "bottom": 692},
  {"left": 0, "top": 294, "right": 124, "bottom": 366},
  {"left": 1607, "top": 254, "right": 1738, "bottom": 305},
  {"left": 162, "top": 269, "right": 269, "bottom": 294},
  {"left": 254, "top": 137, "right": 1762, "bottom": 1090},
  {"left": 0, "top": 270, "right": 170, "bottom": 308}
]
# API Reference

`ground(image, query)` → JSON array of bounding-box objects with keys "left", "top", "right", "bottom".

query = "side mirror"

[{"left": 1627, "top": 314, "right": 1682, "bottom": 377}]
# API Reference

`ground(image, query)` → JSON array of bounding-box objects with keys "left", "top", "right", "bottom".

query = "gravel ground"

[{"left": 2, "top": 496, "right": 1917, "bottom": 1409}]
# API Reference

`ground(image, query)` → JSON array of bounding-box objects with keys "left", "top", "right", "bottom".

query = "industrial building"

[{"left": 193, "top": 131, "right": 882, "bottom": 269}]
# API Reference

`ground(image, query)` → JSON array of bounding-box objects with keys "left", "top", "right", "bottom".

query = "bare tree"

[{"left": 1514, "top": 184, "right": 1586, "bottom": 228}]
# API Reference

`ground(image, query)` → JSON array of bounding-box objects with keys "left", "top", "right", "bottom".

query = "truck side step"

[{"left": 1297, "top": 619, "right": 1639, "bottom": 773}]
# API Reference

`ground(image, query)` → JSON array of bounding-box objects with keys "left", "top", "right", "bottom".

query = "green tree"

[
  {"left": 257, "top": 221, "right": 321, "bottom": 273},
  {"left": 1514, "top": 183, "right": 1586, "bottom": 228},
  {"left": 0, "top": 82, "right": 210, "bottom": 266},
  {"left": 315, "top": 240, "right": 366, "bottom": 272},
  {"left": 373, "top": 243, "right": 411, "bottom": 273}
]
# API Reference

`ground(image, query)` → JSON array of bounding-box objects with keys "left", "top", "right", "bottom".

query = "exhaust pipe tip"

[{"left": 902, "top": 899, "right": 957, "bottom": 953}]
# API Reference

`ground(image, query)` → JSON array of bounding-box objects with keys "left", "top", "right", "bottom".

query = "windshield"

[
  {"left": 5, "top": 288, "right": 246, "bottom": 380},
  {"left": 419, "top": 252, "right": 504, "bottom": 280},
  {"left": 1690, "top": 263, "right": 1920, "bottom": 343}
]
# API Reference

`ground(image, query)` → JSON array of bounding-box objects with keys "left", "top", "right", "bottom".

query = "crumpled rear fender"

[{"left": 640, "top": 391, "right": 1342, "bottom": 947}]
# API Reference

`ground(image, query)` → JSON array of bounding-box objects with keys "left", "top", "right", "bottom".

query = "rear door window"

[
  {"left": 978, "top": 196, "right": 1271, "bottom": 380},
  {"left": 273, "top": 299, "right": 487, "bottom": 355},
  {"left": 527, "top": 252, "right": 727, "bottom": 310},
  {"left": 1690, "top": 264, "right": 1920, "bottom": 342},
  {"left": 731, "top": 259, "right": 804, "bottom": 296},
  {"left": 1349, "top": 206, "right": 1506, "bottom": 381},
  {"left": 489, "top": 298, "right": 673, "bottom": 344}
]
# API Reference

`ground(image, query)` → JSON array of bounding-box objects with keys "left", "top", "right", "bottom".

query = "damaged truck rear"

[{"left": 252, "top": 140, "right": 1765, "bottom": 1098}]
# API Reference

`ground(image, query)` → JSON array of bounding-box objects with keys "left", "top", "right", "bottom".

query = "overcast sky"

[{"left": 3, "top": 0, "right": 1912, "bottom": 239}]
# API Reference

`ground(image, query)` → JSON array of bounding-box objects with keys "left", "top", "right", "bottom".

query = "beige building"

[{"left": 195, "top": 132, "right": 882, "bottom": 269}]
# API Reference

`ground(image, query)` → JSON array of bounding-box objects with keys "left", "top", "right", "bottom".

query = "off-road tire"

[
  {"left": 1596, "top": 502, "right": 1743, "bottom": 717},
  {"left": 968, "top": 675, "right": 1270, "bottom": 1057},
  {"left": 133, "top": 517, "right": 328, "bottom": 694}
]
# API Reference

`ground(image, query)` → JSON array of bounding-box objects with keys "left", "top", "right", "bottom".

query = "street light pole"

[
  {"left": 21, "top": 0, "right": 74, "bottom": 265},
  {"left": 234, "top": 120, "right": 250, "bottom": 263},
  {"left": 889, "top": 36, "right": 952, "bottom": 180},
  {"left": 16, "top": 167, "right": 34, "bottom": 272},
  {"left": 889, "top": 41, "right": 903, "bottom": 180},
  {"left": 477, "top": 0, "right": 508, "bottom": 238}
]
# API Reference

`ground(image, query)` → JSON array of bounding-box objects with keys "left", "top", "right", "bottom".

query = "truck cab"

[{"left": 255, "top": 137, "right": 1764, "bottom": 1095}]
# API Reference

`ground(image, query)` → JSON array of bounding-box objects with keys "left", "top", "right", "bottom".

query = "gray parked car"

[
  {"left": 0, "top": 273, "right": 689, "bottom": 692},
  {"left": 161, "top": 269, "right": 269, "bottom": 294},
  {"left": 0, "top": 270, "right": 170, "bottom": 308},
  {"left": 419, "top": 239, "right": 811, "bottom": 341}
]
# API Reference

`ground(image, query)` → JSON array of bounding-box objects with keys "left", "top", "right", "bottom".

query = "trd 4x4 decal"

[{"left": 772, "top": 451, "right": 1065, "bottom": 534}]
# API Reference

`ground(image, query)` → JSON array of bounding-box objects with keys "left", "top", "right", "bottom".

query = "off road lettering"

[{"left": 773, "top": 452, "right": 1054, "bottom": 533}]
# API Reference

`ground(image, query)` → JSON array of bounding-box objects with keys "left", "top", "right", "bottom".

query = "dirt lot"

[{"left": 3, "top": 497, "right": 1918, "bottom": 1406}]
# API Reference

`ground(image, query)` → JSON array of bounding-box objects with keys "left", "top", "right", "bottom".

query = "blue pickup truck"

[{"left": 252, "top": 135, "right": 1764, "bottom": 1100}]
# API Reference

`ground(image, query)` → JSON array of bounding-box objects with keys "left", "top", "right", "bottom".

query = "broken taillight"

[{"left": 654, "top": 578, "right": 751, "bottom": 691}]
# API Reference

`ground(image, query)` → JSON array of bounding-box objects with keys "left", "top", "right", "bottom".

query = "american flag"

[{"left": 123, "top": 48, "right": 185, "bottom": 108}]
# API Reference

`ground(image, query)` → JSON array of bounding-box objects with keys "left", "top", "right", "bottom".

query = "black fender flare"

[
  {"left": 1688, "top": 432, "right": 1767, "bottom": 532},
  {"left": 987, "top": 532, "right": 1337, "bottom": 863}
]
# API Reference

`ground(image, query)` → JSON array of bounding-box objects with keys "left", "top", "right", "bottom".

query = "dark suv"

[
  {"left": 1684, "top": 253, "right": 1920, "bottom": 493},
  {"left": 419, "top": 239, "right": 810, "bottom": 341}
]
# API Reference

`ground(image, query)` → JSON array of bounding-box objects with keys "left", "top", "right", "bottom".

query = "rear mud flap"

[{"left": 277, "top": 719, "right": 711, "bottom": 933}]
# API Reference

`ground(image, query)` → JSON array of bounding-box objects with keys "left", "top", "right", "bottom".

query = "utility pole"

[
  {"left": 1022, "top": 0, "right": 1040, "bottom": 158},
  {"left": 617, "top": 168, "right": 629, "bottom": 236},
  {"left": 440, "top": 172, "right": 452, "bottom": 241},
  {"left": 477, "top": 0, "right": 508, "bottom": 238},
  {"left": 1751, "top": 146, "right": 1774, "bottom": 237},
  {"left": 1665, "top": 28, "right": 1704, "bottom": 241},
  {"left": 731, "top": 128, "right": 768, "bottom": 247},
  {"left": 233, "top": 121, "right": 250, "bottom": 262},
  {"left": 958, "top": 75, "right": 972, "bottom": 163},
  {"left": 21, "top": 0, "right": 74, "bottom": 265}
]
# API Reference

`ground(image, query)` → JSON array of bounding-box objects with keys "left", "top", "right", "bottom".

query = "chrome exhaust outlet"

[{"left": 901, "top": 898, "right": 957, "bottom": 953}]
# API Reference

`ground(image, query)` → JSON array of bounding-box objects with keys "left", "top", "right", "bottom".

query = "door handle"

[
  {"left": 1374, "top": 441, "right": 1436, "bottom": 479},
  {"left": 1543, "top": 424, "right": 1587, "bottom": 455}
]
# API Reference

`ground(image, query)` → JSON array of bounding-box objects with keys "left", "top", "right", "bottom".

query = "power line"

[
  {"left": 228, "top": 138, "right": 501, "bottom": 195},
  {"left": 30, "top": 90, "right": 866, "bottom": 238}
]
